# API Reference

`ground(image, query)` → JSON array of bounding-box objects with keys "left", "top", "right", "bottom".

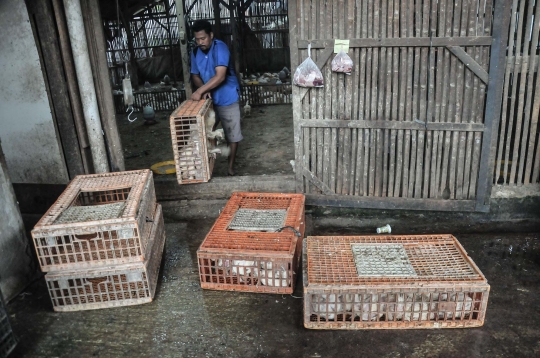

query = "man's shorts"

[{"left": 214, "top": 101, "right": 243, "bottom": 143}]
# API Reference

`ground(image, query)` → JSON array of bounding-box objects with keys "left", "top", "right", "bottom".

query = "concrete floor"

[{"left": 5, "top": 210, "right": 540, "bottom": 357}]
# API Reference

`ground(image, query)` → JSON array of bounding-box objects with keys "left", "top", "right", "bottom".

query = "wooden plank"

[
  {"left": 475, "top": 0, "right": 512, "bottom": 210},
  {"left": 447, "top": 0, "right": 464, "bottom": 200},
  {"left": 289, "top": 0, "right": 304, "bottom": 193},
  {"left": 454, "top": 0, "right": 470, "bottom": 200},
  {"left": 495, "top": 0, "right": 519, "bottom": 184},
  {"left": 401, "top": 0, "right": 414, "bottom": 197},
  {"left": 473, "top": 0, "right": 492, "bottom": 196},
  {"left": 447, "top": 46, "right": 489, "bottom": 84},
  {"left": 303, "top": 169, "right": 334, "bottom": 195},
  {"left": 330, "top": 128, "right": 338, "bottom": 193},
  {"left": 525, "top": 2, "right": 540, "bottom": 183},
  {"left": 503, "top": 0, "right": 526, "bottom": 184},
  {"left": 363, "top": 129, "right": 370, "bottom": 195},
  {"left": 336, "top": 0, "right": 345, "bottom": 195},
  {"left": 413, "top": 0, "right": 431, "bottom": 199},
  {"left": 461, "top": 0, "right": 479, "bottom": 199},
  {"left": 516, "top": 0, "right": 539, "bottom": 184},
  {"left": 306, "top": 195, "right": 477, "bottom": 212},
  {"left": 388, "top": 0, "right": 400, "bottom": 197},
  {"left": 322, "top": 0, "right": 332, "bottom": 189},
  {"left": 297, "top": 36, "right": 493, "bottom": 48},
  {"left": 27, "top": 0, "right": 84, "bottom": 179}
]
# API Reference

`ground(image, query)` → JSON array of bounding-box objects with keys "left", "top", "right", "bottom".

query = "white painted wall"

[
  {"left": 0, "top": 0, "right": 68, "bottom": 184},
  {"left": 0, "top": 142, "right": 34, "bottom": 301}
]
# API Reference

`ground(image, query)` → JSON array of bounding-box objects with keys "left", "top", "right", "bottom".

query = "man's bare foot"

[{"left": 228, "top": 169, "right": 235, "bottom": 176}]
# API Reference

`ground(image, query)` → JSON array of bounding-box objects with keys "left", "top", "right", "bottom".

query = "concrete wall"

[
  {"left": 0, "top": 141, "right": 34, "bottom": 301},
  {"left": 0, "top": 0, "right": 68, "bottom": 184}
]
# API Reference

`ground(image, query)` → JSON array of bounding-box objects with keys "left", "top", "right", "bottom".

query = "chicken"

[{"left": 243, "top": 101, "right": 251, "bottom": 117}]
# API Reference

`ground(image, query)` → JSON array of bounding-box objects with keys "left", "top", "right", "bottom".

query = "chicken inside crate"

[
  {"left": 303, "top": 235, "right": 490, "bottom": 329},
  {"left": 197, "top": 192, "right": 305, "bottom": 294},
  {"left": 169, "top": 99, "right": 229, "bottom": 184},
  {"left": 31, "top": 170, "right": 157, "bottom": 271}
]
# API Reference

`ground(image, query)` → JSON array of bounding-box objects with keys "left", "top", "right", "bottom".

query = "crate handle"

[
  {"left": 86, "top": 277, "right": 109, "bottom": 286},
  {"left": 74, "top": 233, "right": 99, "bottom": 241},
  {"left": 276, "top": 226, "right": 301, "bottom": 237}
]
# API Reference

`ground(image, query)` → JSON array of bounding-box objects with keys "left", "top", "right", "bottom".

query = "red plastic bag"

[
  {"left": 293, "top": 44, "right": 324, "bottom": 87},
  {"left": 331, "top": 49, "right": 353, "bottom": 74}
]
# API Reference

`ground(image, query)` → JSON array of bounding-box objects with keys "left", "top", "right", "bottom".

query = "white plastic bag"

[
  {"left": 331, "top": 49, "right": 354, "bottom": 74},
  {"left": 293, "top": 44, "right": 324, "bottom": 87}
]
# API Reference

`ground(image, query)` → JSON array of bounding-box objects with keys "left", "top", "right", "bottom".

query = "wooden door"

[{"left": 289, "top": 0, "right": 511, "bottom": 211}]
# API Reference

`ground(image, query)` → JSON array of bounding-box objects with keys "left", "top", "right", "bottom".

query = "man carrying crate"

[{"left": 190, "top": 20, "right": 243, "bottom": 176}]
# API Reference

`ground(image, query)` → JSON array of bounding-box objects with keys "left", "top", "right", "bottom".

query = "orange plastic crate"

[
  {"left": 31, "top": 170, "right": 157, "bottom": 272},
  {"left": 45, "top": 204, "right": 165, "bottom": 312},
  {"left": 198, "top": 192, "right": 305, "bottom": 294},
  {"left": 303, "top": 235, "right": 490, "bottom": 329},
  {"left": 169, "top": 99, "right": 216, "bottom": 184}
]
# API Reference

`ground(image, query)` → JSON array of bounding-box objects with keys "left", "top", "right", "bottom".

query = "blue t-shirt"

[{"left": 190, "top": 39, "right": 240, "bottom": 106}]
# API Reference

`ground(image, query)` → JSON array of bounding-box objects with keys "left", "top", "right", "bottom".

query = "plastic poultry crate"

[
  {"left": 169, "top": 99, "right": 217, "bottom": 184},
  {"left": 0, "top": 293, "right": 17, "bottom": 357},
  {"left": 198, "top": 192, "right": 305, "bottom": 294},
  {"left": 44, "top": 204, "right": 165, "bottom": 312},
  {"left": 303, "top": 235, "right": 490, "bottom": 329},
  {"left": 31, "top": 170, "right": 157, "bottom": 272}
]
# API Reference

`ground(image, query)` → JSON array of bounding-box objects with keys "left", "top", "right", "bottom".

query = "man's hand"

[
  {"left": 191, "top": 90, "right": 203, "bottom": 101},
  {"left": 191, "top": 90, "right": 212, "bottom": 101}
]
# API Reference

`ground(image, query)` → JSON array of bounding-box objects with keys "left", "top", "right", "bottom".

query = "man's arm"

[
  {"left": 191, "top": 66, "right": 227, "bottom": 101},
  {"left": 192, "top": 73, "right": 204, "bottom": 89}
]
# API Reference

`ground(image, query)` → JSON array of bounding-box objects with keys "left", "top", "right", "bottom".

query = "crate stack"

[
  {"left": 169, "top": 99, "right": 218, "bottom": 184},
  {"left": 303, "top": 234, "right": 490, "bottom": 329},
  {"left": 31, "top": 170, "right": 165, "bottom": 312},
  {"left": 198, "top": 192, "right": 305, "bottom": 294},
  {"left": 0, "top": 292, "right": 17, "bottom": 357}
]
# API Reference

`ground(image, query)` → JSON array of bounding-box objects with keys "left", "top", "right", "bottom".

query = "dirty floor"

[
  {"left": 6, "top": 218, "right": 540, "bottom": 358},
  {"left": 118, "top": 104, "right": 295, "bottom": 177}
]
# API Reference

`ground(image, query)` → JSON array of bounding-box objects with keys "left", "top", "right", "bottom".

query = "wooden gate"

[{"left": 289, "top": 0, "right": 511, "bottom": 211}]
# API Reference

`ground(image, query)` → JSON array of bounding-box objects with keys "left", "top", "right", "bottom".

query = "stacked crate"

[
  {"left": 169, "top": 99, "right": 217, "bottom": 184},
  {"left": 198, "top": 192, "right": 305, "bottom": 294},
  {"left": 303, "top": 235, "right": 490, "bottom": 329},
  {"left": 31, "top": 170, "right": 165, "bottom": 312},
  {"left": 0, "top": 292, "right": 17, "bottom": 357}
]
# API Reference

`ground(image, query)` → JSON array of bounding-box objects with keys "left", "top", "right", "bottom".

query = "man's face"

[{"left": 194, "top": 30, "right": 213, "bottom": 51}]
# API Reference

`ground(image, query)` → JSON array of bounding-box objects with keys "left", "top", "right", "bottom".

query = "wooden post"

[
  {"left": 212, "top": 0, "right": 222, "bottom": 39},
  {"left": 175, "top": 0, "right": 192, "bottom": 98},
  {"left": 229, "top": 3, "right": 241, "bottom": 77},
  {"left": 475, "top": 0, "right": 512, "bottom": 212},
  {"left": 51, "top": 0, "right": 92, "bottom": 174},
  {"left": 81, "top": 0, "right": 126, "bottom": 172},
  {"left": 26, "top": 0, "right": 85, "bottom": 178},
  {"left": 164, "top": 0, "right": 178, "bottom": 85}
]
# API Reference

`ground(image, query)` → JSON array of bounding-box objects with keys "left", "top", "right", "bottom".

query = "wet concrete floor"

[{"left": 6, "top": 218, "right": 540, "bottom": 358}]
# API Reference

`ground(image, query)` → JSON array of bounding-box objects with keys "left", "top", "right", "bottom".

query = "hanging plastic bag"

[
  {"left": 293, "top": 44, "right": 324, "bottom": 87},
  {"left": 331, "top": 49, "right": 354, "bottom": 74}
]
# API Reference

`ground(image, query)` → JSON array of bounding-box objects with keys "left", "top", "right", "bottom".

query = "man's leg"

[{"left": 228, "top": 142, "right": 238, "bottom": 176}]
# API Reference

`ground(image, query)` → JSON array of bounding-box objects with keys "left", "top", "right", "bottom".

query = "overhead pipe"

[{"left": 62, "top": 0, "right": 109, "bottom": 173}]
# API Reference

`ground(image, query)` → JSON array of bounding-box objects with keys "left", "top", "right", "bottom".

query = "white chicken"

[{"left": 243, "top": 101, "right": 251, "bottom": 117}]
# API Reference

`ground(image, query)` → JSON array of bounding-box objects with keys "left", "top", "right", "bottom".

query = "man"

[{"left": 190, "top": 20, "right": 242, "bottom": 176}]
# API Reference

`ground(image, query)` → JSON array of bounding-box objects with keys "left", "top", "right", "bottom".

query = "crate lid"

[
  {"left": 33, "top": 169, "right": 152, "bottom": 229},
  {"left": 199, "top": 192, "right": 305, "bottom": 255},
  {"left": 306, "top": 235, "right": 487, "bottom": 285},
  {"left": 171, "top": 99, "right": 211, "bottom": 118}
]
